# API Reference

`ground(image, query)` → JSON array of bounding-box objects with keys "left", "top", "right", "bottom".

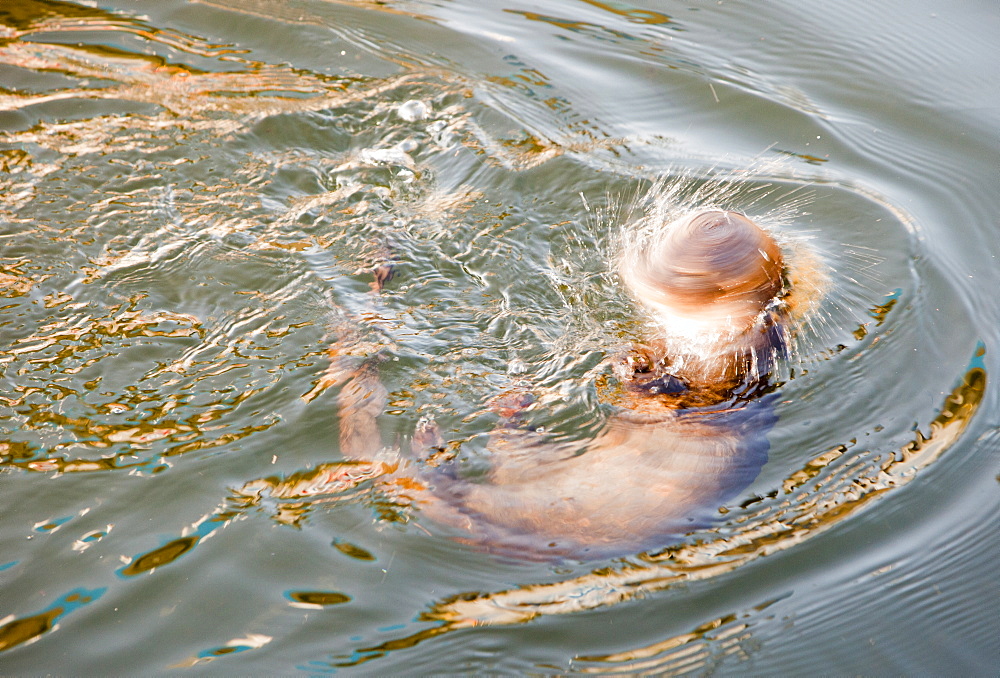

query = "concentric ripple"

[{"left": 0, "top": 0, "right": 993, "bottom": 673}]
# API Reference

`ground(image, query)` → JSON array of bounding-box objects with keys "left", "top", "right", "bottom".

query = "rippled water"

[{"left": 1, "top": 0, "right": 998, "bottom": 674}]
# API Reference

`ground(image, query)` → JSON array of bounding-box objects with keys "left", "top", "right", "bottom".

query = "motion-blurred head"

[{"left": 622, "top": 210, "right": 784, "bottom": 340}]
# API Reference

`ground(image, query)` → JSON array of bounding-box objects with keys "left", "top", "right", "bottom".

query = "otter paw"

[
  {"left": 487, "top": 390, "right": 536, "bottom": 422},
  {"left": 413, "top": 415, "right": 444, "bottom": 453}
]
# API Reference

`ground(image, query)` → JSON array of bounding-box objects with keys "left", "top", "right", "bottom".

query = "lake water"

[{"left": 1, "top": 0, "right": 998, "bottom": 674}]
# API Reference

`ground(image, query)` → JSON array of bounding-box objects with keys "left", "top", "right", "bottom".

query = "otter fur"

[{"left": 332, "top": 208, "right": 790, "bottom": 559}]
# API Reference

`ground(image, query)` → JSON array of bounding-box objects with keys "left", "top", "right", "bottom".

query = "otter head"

[{"left": 622, "top": 210, "right": 784, "bottom": 341}]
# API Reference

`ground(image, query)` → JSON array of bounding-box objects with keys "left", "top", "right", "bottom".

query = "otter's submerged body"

[
  {"left": 420, "top": 399, "right": 776, "bottom": 558},
  {"left": 332, "top": 209, "right": 792, "bottom": 559}
]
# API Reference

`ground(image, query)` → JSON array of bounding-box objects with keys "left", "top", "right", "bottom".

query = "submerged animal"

[{"left": 317, "top": 208, "right": 792, "bottom": 559}]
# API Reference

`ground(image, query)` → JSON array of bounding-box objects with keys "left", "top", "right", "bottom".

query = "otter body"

[
  {"left": 420, "top": 400, "right": 775, "bottom": 558},
  {"left": 330, "top": 209, "right": 789, "bottom": 559}
]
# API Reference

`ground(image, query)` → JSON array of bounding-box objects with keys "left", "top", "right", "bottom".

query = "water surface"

[{"left": 1, "top": 0, "right": 998, "bottom": 674}]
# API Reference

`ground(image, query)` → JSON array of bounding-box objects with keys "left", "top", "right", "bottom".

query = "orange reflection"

[
  {"left": 507, "top": 10, "right": 633, "bottom": 41},
  {"left": 577, "top": 0, "right": 672, "bottom": 25},
  {"left": 235, "top": 460, "right": 414, "bottom": 528},
  {"left": 0, "top": 608, "right": 60, "bottom": 653},
  {"left": 288, "top": 591, "right": 351, "bottom": 607},
  {"left": 569, "top": 596, "right": 786, "bottom": 674},
  {"left": 0, "top": 297, "right": 283, "bottom": 475},
  {"left": 775, "top": 148, "right": 830, "bottom": 165},
  {"left": 0, "top": 586, "right": 106, "bottom": 654},
  {"left": 120, "top": 536, "right": 199, "bottom": 576},
  {"left": 0, "top": 0, "right": 406, "bottom": 122}
]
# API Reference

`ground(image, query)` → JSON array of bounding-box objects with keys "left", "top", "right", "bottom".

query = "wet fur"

[{"left": 330, "top": 209, "right": 791, "bottom": 559}]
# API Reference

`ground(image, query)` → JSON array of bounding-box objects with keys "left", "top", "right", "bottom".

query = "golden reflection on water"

[
  {"left": 576, "top": 0, "right": 673, "bottom": 25},
  {"left": 0, "top": 608, "right": 60, "bottom": 653},
  {"left": 0, "top": 290, "right": 291, "bottom": 474},
  {"left": 567, "top": 596, "right": 784, "bottom": 675},
  {"left": 0, "top": 587, "right": 105, "bottom": 654},
  {"left": 1, "top": 0, "right": 241, "bottom": 54},
  {"left": 235, "top": 461, "right": 400, "bottom": 527},
  {"left": 0, "top": 1, "right": 353, "bottom": 119},
  {"left": 0, "top": 0, "right": 629, "bottom": 251},
  {"left": 0, "top": 0, "right": 532, "bottom": 485},
  {"left": 0, "top": 0, "right": 460, "bottom": 153},
  {"left": 120, "top": 536, "right": 200, "bottom": 576},
  {"left": 288, "top": 590, "right": 352, "bottom": 608},
  {"left": 168, "top": 632, "right": 273, "bottom": 669},
  {"left": 506, "top": 10, "right": 634, "bottom": 42},
  {"left": 0, "top": 1, "right": 985, "bottom": 670},
  {"left": 327, "top": 354, "right": 984, "bottom": 667}
]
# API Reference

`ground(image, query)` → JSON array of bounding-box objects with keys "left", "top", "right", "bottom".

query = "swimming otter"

[
  {"left": 312, "top": 208, "right": 791, "bottom": 559},
  {"left": 616, "top": 209, "right": 787, "bottom": 408}
]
